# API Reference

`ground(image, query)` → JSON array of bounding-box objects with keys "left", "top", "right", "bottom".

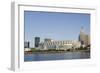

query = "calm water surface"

[{"left": 24, "top": 51, "right": 90, "bottom": 61}]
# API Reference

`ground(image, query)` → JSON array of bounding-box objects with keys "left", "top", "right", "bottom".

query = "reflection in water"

[{"left": 24, "top": 51, "right": 90, "bottom": 61}]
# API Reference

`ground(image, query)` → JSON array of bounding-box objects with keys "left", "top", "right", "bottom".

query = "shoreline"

[{"left": 24, "top": 50, "right": 90, "bottom": 55}]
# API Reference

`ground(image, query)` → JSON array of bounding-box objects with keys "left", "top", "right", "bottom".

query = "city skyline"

[{"left": 24, "top": 11, "right": 90, "bottom": 48}]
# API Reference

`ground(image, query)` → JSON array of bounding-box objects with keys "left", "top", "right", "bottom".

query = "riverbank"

[{"left": 24, "top": 49, "right": 90, "bottom": 55}]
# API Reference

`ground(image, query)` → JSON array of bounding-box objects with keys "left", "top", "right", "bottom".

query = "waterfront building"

[
  {"left": 35, "top": 37, "right": 40, "bottom": 47},
  {"left": 35, "top": 27, "right": 90, "bottom": 50},
  {"left": 24, "top": 42, "right": 30, "bottom": 48},
  {"left": 38, "top": 39, "right": 81, "bottom": 50},
  {"left": 24, "top": 42, "right": 31, "bottom": 51}
]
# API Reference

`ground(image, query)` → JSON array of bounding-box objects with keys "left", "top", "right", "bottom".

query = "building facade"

[{"left": 38, "top": 39, "right": 81, "bottom": 50}]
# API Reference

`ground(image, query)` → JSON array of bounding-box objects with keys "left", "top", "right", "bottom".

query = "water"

[{"left": 24, "top": 51, "right": 90, "bottom": 61}]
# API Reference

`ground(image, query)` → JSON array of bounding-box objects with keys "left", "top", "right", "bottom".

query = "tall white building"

[{"left": 79, "top": 27, "right": 90, "bottom": 47}]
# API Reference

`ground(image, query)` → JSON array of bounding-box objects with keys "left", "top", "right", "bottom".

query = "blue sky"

[{"left": 24, "top": 11, "right": 90, "bottom": 48}]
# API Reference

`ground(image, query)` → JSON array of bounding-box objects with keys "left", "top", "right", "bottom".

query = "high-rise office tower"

[{"left": 35, "top": 37, "right": 40, "bottom": 47}]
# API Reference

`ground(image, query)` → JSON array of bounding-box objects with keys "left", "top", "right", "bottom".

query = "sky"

[{"left": 24, "top": 11, "right": 90, "bottom": 48}]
